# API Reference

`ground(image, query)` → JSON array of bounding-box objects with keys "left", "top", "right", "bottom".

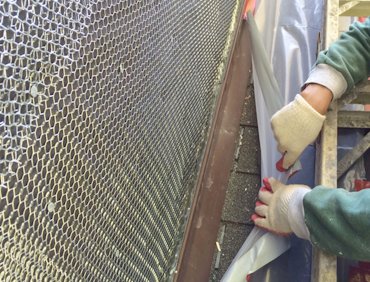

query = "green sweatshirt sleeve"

[
  {"left": 303, "top": 187, "right": 370, "bottom": 261},
  {"left": 316, "top": 17, "right": 370, "bottom": 91}
]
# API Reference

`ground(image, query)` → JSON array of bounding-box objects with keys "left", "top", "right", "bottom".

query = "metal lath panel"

[{"left": 0, "top": 0, "right": 241, "bottom": 281}]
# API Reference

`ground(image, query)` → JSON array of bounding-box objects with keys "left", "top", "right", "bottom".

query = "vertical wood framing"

[
  {"left": 312, "top": 0, "right": 339, "bottom": 281},
  {"left": 314, "top": 4, "right": 370, "bottom": 279},
  {"left": 313, "top": 107, "right": 338, "bottom": 282}
]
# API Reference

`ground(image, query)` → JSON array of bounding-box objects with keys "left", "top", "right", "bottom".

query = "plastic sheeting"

[
  {"left": 220, "top": 228, "right": 291, "bottom": 282},
  {"left": 251, "top": 0, "right": 324, "bottom": 279},
  {"left": 222, "top": 0, "right": 324, "bottom": 281},
  {"left": 253, "top": 0, "right": 324, "bottom": 181}
]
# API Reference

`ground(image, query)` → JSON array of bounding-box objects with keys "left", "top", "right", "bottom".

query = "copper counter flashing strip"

[{"left": 174, "top": 16, "right": 252, "bottom": 282}]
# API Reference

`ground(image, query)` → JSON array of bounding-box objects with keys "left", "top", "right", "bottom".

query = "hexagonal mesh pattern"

[{"left": 0, "top": 0, "right": 241, "bottom": 280}]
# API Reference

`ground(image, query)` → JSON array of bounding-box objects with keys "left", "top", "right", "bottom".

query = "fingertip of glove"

[
  {"left": 259, "top": 187, "right": 271, "bottom": 194},
  {"left": 262, "top": 177, "right": 272, "bottom": 190},
  {"left": 255, "top": 200, "right": 264, "bottom": 207},
  {"left": 251, "top": 213, "right": 261, "bottom": 222},
  {"left": 276, "top": 156, "right": 287, "bottom": 172}
]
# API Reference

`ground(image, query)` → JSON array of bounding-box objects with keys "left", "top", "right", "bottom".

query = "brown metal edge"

[{"left": 173, "top": 13, "right": 252, "bottom": 282}]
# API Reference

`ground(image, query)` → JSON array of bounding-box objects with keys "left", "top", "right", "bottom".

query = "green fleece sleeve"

[
  {"left": 316, "top": 17, "right": 370, "bottom": 91},
  {"left": 303, "top": 187, "right": 370, "bottom": 261}
]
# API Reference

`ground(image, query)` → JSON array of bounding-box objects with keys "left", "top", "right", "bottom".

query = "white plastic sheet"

[
  {"left": 253, "top": 0, "right": 324, "bottom": 181},
  {"left": 221, "top": 1, "right": 324, "bottom": 281},
  {"left": 221, "top": 228, "right": 290, "bottom": 282}
]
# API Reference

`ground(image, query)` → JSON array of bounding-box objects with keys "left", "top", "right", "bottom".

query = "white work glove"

[
  {"left": 271, "top": 94, "right": 326, "bottom": 170},
  {"left": 251, "top": 177, "right": 311, "bottom": 239}
]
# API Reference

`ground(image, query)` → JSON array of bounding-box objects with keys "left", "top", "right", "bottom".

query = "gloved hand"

[
  {"left": 271, "top": 94, "right": 326, "bottom": 171},
  {"left": 251, "top": 177, "right": 311, "bottom": 238}
]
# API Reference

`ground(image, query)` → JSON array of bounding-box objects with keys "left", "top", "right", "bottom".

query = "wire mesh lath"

[{"left": 0, "top": 0, "right": 240, "bottom": 280}]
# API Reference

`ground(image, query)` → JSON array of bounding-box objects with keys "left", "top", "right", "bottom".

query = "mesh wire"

[{"left": 0, "top": 0, "right": 241, "bottom": 281}]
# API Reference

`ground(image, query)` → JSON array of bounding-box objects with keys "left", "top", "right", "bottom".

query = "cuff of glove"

[
  {"left": 295, "top": 94, "right": 326, "bottom": 124},
  {"left": 287, "top": 188, "right": 311, "bottom": 240},
  {"left": 303, "top": 64, "right": 347, "bottom": 100}
]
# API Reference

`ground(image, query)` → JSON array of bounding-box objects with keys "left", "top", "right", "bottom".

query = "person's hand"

[
  {"left": 251, "top": 177, "right": 311, "bottom": 237},
  {"left": 271, "top": 83, "right": 334, "bottom": 170}
]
